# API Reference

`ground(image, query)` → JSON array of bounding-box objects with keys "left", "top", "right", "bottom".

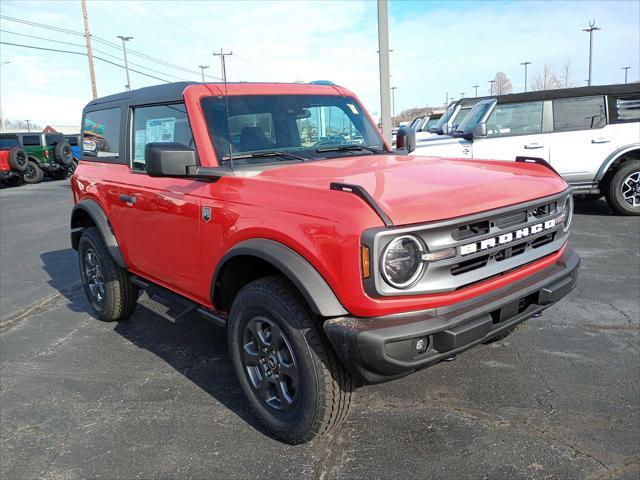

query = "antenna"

[{"left": 214, "top": 49, "right": 234, "bottom": 172}]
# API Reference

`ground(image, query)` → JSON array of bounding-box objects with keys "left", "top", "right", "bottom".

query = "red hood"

[{"left": 255, "top": 155, "right": 567, "bottom": 226}]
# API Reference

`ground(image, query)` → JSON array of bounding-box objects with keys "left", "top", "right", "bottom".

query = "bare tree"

[
  {"left": 530, "top": 64, "right": 560, "bottom": 91},
  {"left": 4, "top": 118, "right": 42, "bottom": 131},
  {"left": 492, "top": 72, "right": 513, "bottom": 95},
  {"left": 558, "top": 60, "right": 575, "bottom": 88}
]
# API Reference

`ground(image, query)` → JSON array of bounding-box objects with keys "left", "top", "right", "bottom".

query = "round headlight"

[
  {"left": 381, "top": 235, "right": 425, "bottom": 288},
  {"left": 563, "top": 195, "right": 573, "bottom": 232}
]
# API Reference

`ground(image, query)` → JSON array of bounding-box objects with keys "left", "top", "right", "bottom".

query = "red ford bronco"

[
  {"left": 0, "top": 136, "right": 28, "bottom": 186},
  {"left": 70, "top": 82, "right": 580, "bottom": 443}
]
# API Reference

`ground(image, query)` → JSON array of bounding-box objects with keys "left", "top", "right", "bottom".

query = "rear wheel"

[
  {"left": 605, "top": 161, "right": 640, "bottom": 216},
  {"left": 23, "top": 160, "right": 44, "bottom": 184},
  {"left": 228, "top": 276, "right": 352, "bottom": 444},
  {"left": 78, "top": 227, "right": 138, "bottom": 321},
  {"left": 54, "top": 142, "right": 73, "bottom": 166}
]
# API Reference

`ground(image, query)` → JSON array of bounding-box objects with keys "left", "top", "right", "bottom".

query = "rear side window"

[
  {"left": 21, "top": 135, "right": 41, "bottom": 146},
  {"left": 0, "top": 138, "right": 20, "bottom": 148},
  {"left": 486, "top": 101, "right": 543, "bottom": 137},
  {"left": 132, "top": 103, "right": 193, "bottom": 171},
  {"left": 553, "top": 96, "right": 606, "bottom": 131},
  {"left": 65, "top": 136, "right": 79, "bottom": 146},
  {"left": 45, "top": 134, "right": 64, "bottom": 146},
  {"left": 83, "top": 108, "right": 121, "bottom": 159},
  {"left": 615, "top": 95, "right": 640, "bottom": 121}
]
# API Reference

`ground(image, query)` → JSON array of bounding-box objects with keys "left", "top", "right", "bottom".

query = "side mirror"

[
  {"left": 395, "top": 127, "right": 416, "bottom": 153},
  {"left": 472, "top": 123, "right": 487, "bottom": 138},
  {"left": 145, "top": 142, "right": 197, "bottom": 177}
]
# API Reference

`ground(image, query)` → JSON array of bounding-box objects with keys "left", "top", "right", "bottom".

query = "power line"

[
  {"left": 0, "top": 41, "right": 173, "bottom": 83},
  {"left": 0, "top": 14, "right": 220, "bottom": 80},
  {"left": 0, "top": 29, "right": 186, "bottom": 80}
]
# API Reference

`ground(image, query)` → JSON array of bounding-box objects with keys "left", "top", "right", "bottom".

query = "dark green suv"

[{"left": 0, "top": 133, "right": 75, "bottom": 184}]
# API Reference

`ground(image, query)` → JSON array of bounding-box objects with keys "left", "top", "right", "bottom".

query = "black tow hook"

[{"left": 443, "top": 354, "right": 457, "bottom": 362}]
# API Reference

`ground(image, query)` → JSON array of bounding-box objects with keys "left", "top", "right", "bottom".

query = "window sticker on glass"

[
  {"left": 134, "top": 130, "right": 146, "bottom": 160},
  {"left": 145, "top": 117, "right": 176, "bottom": 143},
  {"left": 347, "top": 103, "right": 359, "bottom": 115}
]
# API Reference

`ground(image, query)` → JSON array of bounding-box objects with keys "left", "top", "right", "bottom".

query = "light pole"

[
  {"left": 622, "top": 66, "right": 630, "bottom": 84},
  {"left": 117, "top": 35, "right": 133, "bottom": 91},
  {"left": 488, "top": 79, "right": 496, "bottom": 95},
  {"left": 520, "top": 61, "right": 531, "bottom": 92},
  {"left": 583, "top": 20, "right": 601, "bottom": 86},
  {"left": 25, "top": 119, "right": 31, "bottom": 132},
  {"left": 0, "top": 61, "right": 9, "bottom": 133},
  {"left": 198, "top": 65, "right": 209, "bottom": 83},
  {"left": 472, "top": 85, "right": 479, "bottom": 97},
  {"left": 391, "top": 86, "right": 398, "bottom": 123},
  {"left": 377, "top": 0, "right": 392, "bottom": 143},
  {"left": 459, "top": 92, "right": 465, "bottom": 99}
]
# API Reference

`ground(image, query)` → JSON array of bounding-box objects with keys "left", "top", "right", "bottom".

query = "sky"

[{"left": 0, "top": 0, "right": 639, "bottom": 127}]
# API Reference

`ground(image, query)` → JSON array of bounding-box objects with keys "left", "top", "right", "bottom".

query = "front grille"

[{"left": 370, "top": 191, "right": 570, "bottom": 297}]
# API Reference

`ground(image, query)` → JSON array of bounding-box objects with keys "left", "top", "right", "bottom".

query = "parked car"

[
  {"left": 415, "top": 97, "right": 489, "bottom": 147},
  {"left": 0, "top": 136, "right": 28, "bottom": 186},
  {"left": 0, "top": 132, "right": 75, "bottom": 183},
  {"left": 70, "top": 81, "right": 579, "bottom": 443},
  {"left": 414, "top": 84, "right": 640, "bottom": 215}
]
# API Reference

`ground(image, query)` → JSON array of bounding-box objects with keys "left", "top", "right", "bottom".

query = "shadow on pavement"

[
  {"left": 40, "top": 248, "right": 267, "bottom": 439},
  {"left": 573, "top": 198, "right": 614, "bottom": 216}
]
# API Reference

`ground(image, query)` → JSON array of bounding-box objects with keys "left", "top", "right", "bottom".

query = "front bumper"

[{"left": 324, "top": 247, "right": 580, "bottom": 384}]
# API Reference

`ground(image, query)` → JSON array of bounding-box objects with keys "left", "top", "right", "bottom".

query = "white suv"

[{"left": 413, "top": 84, "right": 640, "bottom": 215}]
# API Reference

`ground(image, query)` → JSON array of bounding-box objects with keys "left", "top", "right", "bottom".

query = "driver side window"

[
  {"left": 485, "top": 101, "right": 543, "bottom": 137},
  {"left": 131, "top": 103, "right": 193, "bottom": 171}
]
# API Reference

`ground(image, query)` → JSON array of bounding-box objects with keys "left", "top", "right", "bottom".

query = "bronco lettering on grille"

[{"left": 460, "top": 218, "right": 558, "bottom": 256}]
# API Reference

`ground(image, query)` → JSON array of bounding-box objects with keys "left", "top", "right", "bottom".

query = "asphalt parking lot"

[{"left": 1, "top": 179, "right": 638, "bottom": 480}]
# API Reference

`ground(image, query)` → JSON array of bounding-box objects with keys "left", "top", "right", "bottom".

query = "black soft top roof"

[
  {"left": 493, "top": 83, "right": 639, "bottom": 105},
  {"left": 85, "top": 81, "right": 198, "bottom": 108}
]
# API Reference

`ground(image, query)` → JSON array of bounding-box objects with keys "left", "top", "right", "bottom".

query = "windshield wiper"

[
  {"left": 223, "top": 151, "right": 308, "bottom": 162},
  {"left": 315, "top": 145, "right": 384, "bottom": 154}
]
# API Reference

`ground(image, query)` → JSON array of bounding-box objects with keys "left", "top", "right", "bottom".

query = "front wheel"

[
  {"left": 228, "top": 276, "right": 352, "bottom": 444},
  {"left": 605, "top": 161, "right": 640, "bottom": 216},
  {"left": 23, "top": 160, "right": 44, "bottom": 184}
]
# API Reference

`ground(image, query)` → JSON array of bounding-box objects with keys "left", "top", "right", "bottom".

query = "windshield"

[
  {"left": 450, "top": 107, "right": 472, "bottom": 130},
  {"left": 431, "top": 106, "right": 455, "bottom": 131},
  {"left": 455, "top": 101, "right": 495, "bottom": 134},
  {"left": 201, "top": 94, "right": 385, "bottom": 165},
  {"left": 425, "top": 117, "right": 440, "bottom": 130}
]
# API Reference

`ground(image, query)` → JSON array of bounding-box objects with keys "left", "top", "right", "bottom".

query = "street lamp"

[
  {"left": 0, "top": 61, "right": 9, "bottom": 133},
  {"left": 472, "top": 85, "right": 479, "bottom": 97},
  {"left": 520, "top": 61, "right": 532, "bottom": 92},
  {"left": 459, "top": 92, "right": 465, "bottom": 99},
  {"left": 391, "top": 86, "right": 398, "bottom": 122},
  {"left": 488, "top": 79, "right": 496, "bottom": 95},
  {"left": 622, "top": 66, "right": 630, "bottom": 84},
  {"left": 117, "top": 35, "right": 133, "bottom": 91},
  {"left": 25, "top": 119, "right": 31, "bottom": 132},
  {"left": 582, "top": 20, "right": 601, "bottom": 86},
  {"left": 198, "top": 65, "right": 209, "bottom": 83}
]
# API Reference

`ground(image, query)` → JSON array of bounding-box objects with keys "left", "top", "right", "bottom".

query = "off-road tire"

[
  {"left": 49, "top": 168, "right": 69, "bottom": 180},
  {"left": 228, "top": 276, "right": 352, "bottom": 444},
  {"left": 23, "top": 160, "right": 44, "bottom": 184},
  {"left": 8, "top": 147, "right": 28, "bottom": 172},
  {"left": 605, "top": 161, "right": 640, "bottom": 216},
  {"left": 78, "top": 227, "right": 138, "bottom": 321},
  {"left": 54, "top": 142, "right": 74, "bottom": 166}
]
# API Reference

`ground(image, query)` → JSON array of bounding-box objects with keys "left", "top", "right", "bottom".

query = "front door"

[
  {"left": 115, "top": 103, "right": 205, "bottom": 298},
  {"left": 472, "top": 100, "right": 551, "bottom": 162}
]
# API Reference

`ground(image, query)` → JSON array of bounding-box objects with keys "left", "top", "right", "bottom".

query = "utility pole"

[
  {"left": 622, "top": 66, "right": 630, "bottom": 84},
  {"left": 391, "top": 86, "right": 398, "bottom": 122},
  {"left": 81, "top": 0, "right": 98, "bottom": 99},
  {"left": 583, "top": 20, "right": 601, "bottom": 86},
  {"left": 377, "top": 0, "right": 392, "bottom": 144},
  {"left": 198, "top": 65, "right": 209, "bottom": 83},
  {"left": 472, "top": 85, "right": 479, "bottom": 97},
  {"left": 0, "top": 61, "right": 9, "bottom": 132},
  {"left": 25, "top": 119, "right": 31, "bottom": 132},
  {"left": 459, "top": 92, "right": 465, "bottom": 99},
  {"left": 213, "top": 49, "right": 233, "bottom": 83},
  {"left": 488, "top": 79, "right": 496, "bottom": 95},
  {"left": 520, "top": 61, "right": 531, "bottom": 92},
  {"left": 117, "top": 36, "right": 133, "bottom": 90}
]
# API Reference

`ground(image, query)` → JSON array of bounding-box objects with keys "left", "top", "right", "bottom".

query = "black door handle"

[{"left": 119, "top": 193, "right": 137, "bottom": 204}]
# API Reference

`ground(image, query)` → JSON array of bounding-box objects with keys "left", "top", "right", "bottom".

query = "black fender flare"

[
  {"left": 213, "top": 238, "right": 348, "bottom": 317},
  {"left": 70, "top": 199, "right": 127, "bottom": 268}
]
